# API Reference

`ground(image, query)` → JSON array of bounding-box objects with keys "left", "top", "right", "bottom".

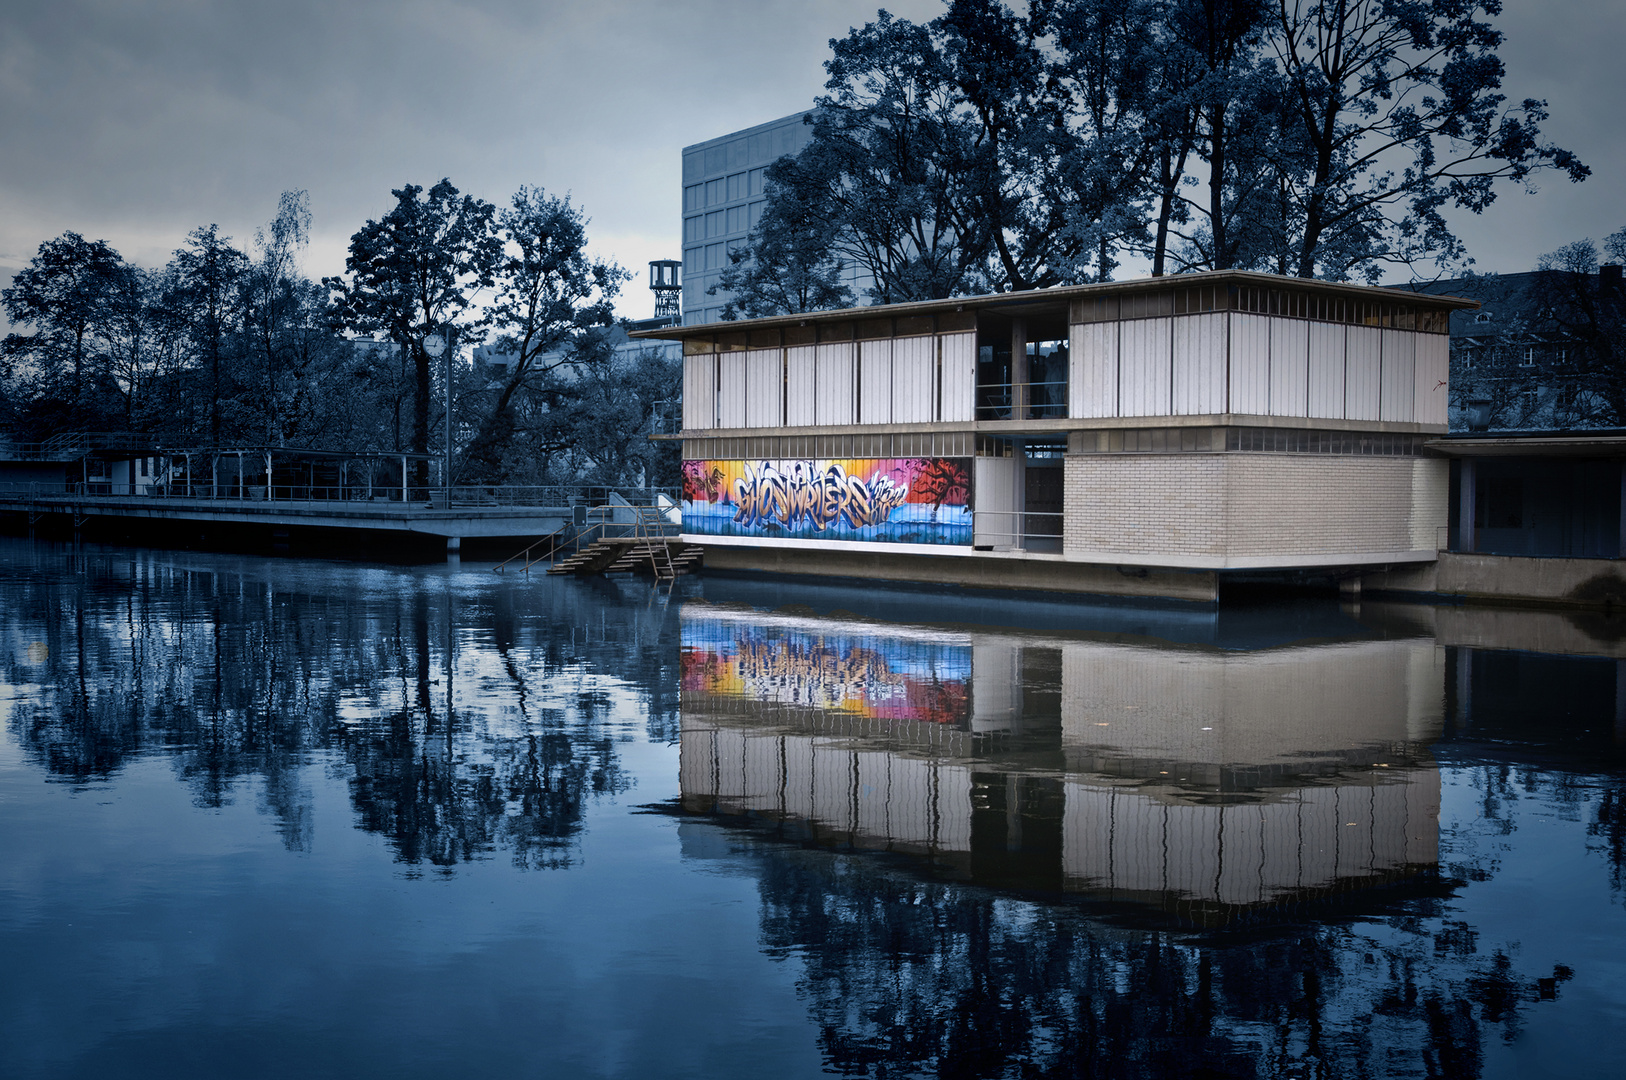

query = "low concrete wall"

[
  {"left": 1433, "top": 551, "right": 1626, "bottom": 610},
  {"left": 700, "top": 545, "right": 1219, "bottom": 603}
]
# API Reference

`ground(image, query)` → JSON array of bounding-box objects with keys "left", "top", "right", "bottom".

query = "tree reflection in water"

[{"left": 3, "top": 544, "right": 679, "bottom": 871}]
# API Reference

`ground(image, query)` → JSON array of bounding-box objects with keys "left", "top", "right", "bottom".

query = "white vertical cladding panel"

[
  {"left": 891, "top": 335, "right": 936, "bottom": 423},
  {"left": 1227, "top": 313, "right": 1271, "bottom": 416},
  {"left": 784, "top": 345, "right": 817, "bottom": 426},
  {"left": 859, "top": 339, "right": 893, "bottom": 424},
  {"left": 973, "top": 456, "right": 1021, "bottom": 548},
  {"left": 1268, "top": 316, "right": 1310, "bottom": 416},
  {"left": 716, "top": 352, "right": 747, "bottom": 428},
  {"left": 939, "top": 332, "right": 976, "bottom": 422},
  {"left": 1414, "top": 332, "right": 1449, "bottom": 426},
  {"left": 1070, "top": 322, "right": 1119, "bottom": 418},
  {"left": 814, "top": 343, "right": 855, "bottom": 425},
  {"left": 744, "top": 348, "right": 783, "bottom": 428},
  {"left": 1381, "top": 330, "right": 1416, "bottom": 422},
  {"left": 1119, "top": 318, "right": 1172, "bottom": 417},
  {"left": 1345, "top": 325, "right": 1383, "bottom": 421},
  {"left": 1306, "top": 322, "right": 1346, "bottom": 419},
  {"left": 683, "top": 354, "right": 716, "bottom": 429},
  {"left": 1172, "top": 313, "right": 1227, "bottom": 415}
]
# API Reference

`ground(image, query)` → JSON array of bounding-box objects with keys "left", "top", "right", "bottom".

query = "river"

[{"left": 1, "top": 538, "right": 1622, "bottom": 1078}]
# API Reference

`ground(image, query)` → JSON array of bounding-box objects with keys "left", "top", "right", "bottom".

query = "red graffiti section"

[{"left": 732, "top": 461, "right": 911, "bottom": 532}]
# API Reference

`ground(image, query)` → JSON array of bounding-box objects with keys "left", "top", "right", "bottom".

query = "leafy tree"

[
  {"left": 460, "top": 186, "right": 625, "bottom": 482},
  {"left": 525, "top": 336, "right": 682, "bottom": 488},
  {"left": 165, "top": 224, "right": 248, "bottom": 442},
  {"left": 327, "top": 180, "right": 499, "bottom": 487},
  {"left": 1267, "top": 0, "right": 1588, "bottom": 281},
  {"left": 1, "top": 232, "right": 128, "bottom": 433}
]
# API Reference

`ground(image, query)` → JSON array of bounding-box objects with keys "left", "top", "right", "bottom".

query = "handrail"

[{"left": 0, "top": 481, "right": 680, "bottom": 509}]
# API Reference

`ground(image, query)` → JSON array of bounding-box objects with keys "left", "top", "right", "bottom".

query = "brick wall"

[{"left": 1063, "top": 453, "right": 1448, "bottom": 565}]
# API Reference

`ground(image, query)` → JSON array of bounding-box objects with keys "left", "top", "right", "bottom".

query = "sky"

[{"left": 2, "top": 0, "right": 1622, "bottom": 324}]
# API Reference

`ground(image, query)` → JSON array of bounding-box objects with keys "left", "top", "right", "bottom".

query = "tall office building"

[{"left": 680, "top": 111, "right": 870, "bottom": 325}]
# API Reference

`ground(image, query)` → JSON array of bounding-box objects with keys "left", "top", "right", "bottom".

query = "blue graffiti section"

[{"left": 733, "top": 461, "right": 909, "bottom": 532}]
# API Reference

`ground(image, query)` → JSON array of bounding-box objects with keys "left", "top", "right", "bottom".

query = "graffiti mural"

[
  {"left": 681, "top": 614, "right": 971, "bottom": 725},
  {"left": 681, "top": 457, "right": 972, "bottom": 544}
]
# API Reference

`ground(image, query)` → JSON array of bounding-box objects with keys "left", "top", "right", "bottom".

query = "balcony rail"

[
  {"left": 970, "top": 508, "right": 1064, "bottom": 553},
  {"left": 974, "top": 381, "right": 1069, "bottom": 421}
]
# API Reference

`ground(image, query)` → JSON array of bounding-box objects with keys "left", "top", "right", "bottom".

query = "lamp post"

[{"left": 423, "top": 331, "right": 448, "bottom": 507}]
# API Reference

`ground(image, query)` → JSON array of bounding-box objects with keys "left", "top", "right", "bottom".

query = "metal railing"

[
  {"left": 970, "top": 509, "right": 1064, "bottom": 553},
  {"left": 0, "top": 481, "right": 680, "bottom": 510},
  {"left": 974, "top": 381, "right": 1069, "bottom": 421}
]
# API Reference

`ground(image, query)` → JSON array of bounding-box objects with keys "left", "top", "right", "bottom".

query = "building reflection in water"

[{"left": 680, "top": 604, "right": 1442, "bottom": 922}]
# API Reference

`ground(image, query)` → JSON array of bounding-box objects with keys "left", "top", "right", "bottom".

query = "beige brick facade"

[{"left": 1064, "top": 453, "right": 1447, "bottom": 567}]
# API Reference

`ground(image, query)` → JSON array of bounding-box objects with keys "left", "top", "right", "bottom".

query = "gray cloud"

[{"left": 1, "top": 0, "right": 1619, "bottom": 323}]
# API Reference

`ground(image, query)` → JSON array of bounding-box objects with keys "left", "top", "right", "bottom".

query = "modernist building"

[
  {"left": 638, "top": 271, "right": 1476, "bottom": 602},
  {"left": 681, "top": 111, "right": 872, "bottom": 324}
]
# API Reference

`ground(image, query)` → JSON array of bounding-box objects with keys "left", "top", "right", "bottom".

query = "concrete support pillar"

[
  {"left": 1454, "top": 646, "right": 1474, "bottom": 730},
  {"left": 1010, "top": 318, "right": 1028, "bottom": 420},
  {"left": 446, "top": 536, "right": 461, "bottom": 558},
  {"left": 1615, "top": 659, "right": 1626, "bottom": 748},
  {"left": 1457, "top": 458, "right": 1476, "bottom": 553},
  {"left": 1618, "top": 462, "right": 1626, "bottom": 558}
]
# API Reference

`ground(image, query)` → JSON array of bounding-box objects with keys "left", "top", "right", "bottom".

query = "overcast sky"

[{"left": 2, "top": 0, "right": 1621, "bottom": 322}]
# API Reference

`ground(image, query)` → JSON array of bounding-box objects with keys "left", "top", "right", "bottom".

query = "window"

[
  {"left": 749, "top": 201, "right": 765, "bottom": 228},
  {"left": 705, "top": 178, "right": 724, "bottom": 205},
  {"left": 1475, "top": 311, "right": 1494, "bottom": 324},
  {"left": 683, "top": 216, "right": 703, "bottom": 242},
  {"left": 1521, "top": 346, "right": 1536, "bottom": 366},
  {"left": 727, "top": 173, "right": 745, "bottom": 201},
  {"left": 705, "top": 242, "right": 725, "bottom": 269},
  {"left": 726, "top": 205, "right": 747, "bottom": 234},
  {"left": 705, "top": 210, "right": 725, "bottom": 238},
  {"left": 1556, "top": 345, "right": 1569, "bottom": 363},
  {"left": 748, "top": 168, "right": 766, "bottom": 196},
  {"left": 683, "top": 185, "right": 703, "bottom": 212}
]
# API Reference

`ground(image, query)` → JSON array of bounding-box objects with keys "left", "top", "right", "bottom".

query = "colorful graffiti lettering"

[
  {"left": 731, "top": 460, "right": 911, "bottom": 532},
  {"left": 682, "top": 458, "right": 973, "bottom": 545}
]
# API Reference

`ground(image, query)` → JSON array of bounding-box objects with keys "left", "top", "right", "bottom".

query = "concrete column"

[
  {"left": 1010, "top": 318, "right": 1029, "bottom": 420},
  {"left": 446, "top": 536, "right": 461, "bottom": 558},
  {"left": 1617, "top": 462, "right": 1626, "bottom": 558},
  {"left": 1457, "top": 458, "right": 1476, "bottom": 552}
]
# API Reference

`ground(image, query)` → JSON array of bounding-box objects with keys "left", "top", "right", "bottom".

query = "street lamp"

[{"left": 423, "top": 331, "right": 448, "bottom": 507}]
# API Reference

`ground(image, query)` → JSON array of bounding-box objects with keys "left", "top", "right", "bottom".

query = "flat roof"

[
  {"left": 632, "top": 269, "right": 1480, "bottom": 342},
  {"left": 1427, "top": 432, "right": 1626, "bottom": 458}
]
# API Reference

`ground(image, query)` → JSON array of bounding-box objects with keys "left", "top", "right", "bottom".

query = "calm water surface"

[{"left": 1, "top": 539, "right": 1623, "bottom": 1079}]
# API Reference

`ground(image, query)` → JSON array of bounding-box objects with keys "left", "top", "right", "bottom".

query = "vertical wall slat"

[
  {"left": 1227, "top": 313, "right": 1271, "bottom": 416},
  {"left": 891, "top": 335, "right": 935, "bottom": 423},
  {"left": 1345, "top": 325, "right": 1382, "bottom": 421},
  {"left": 1172, "top": 313, "right": 1227, "bottom": 415},
  {"left": 939, "top": 332, "right": 976, "bottom": 422},
  {"left": 1119, "top": 318, "right": 1172, "bottom": 417},
  {"left": 784, "top": 345, "right": 817, "bottom": 426},
  {"left": 1307, "top": 322, "right": 1346, "bottom": 419},
  {"left": 859, "top": 339, "right": 893, "bottom": 424},
  {"left": 1268, "top": 316, "right": 1310, "bottom": 417},
  {"left": 744, "top": 347, "right": 783, "bottom": 428},
  {"left": 1070, "top": 322, "right": 1119, "bottom": 418},
  {"left": 1415, "top": 332, "right": 1448, "bottom": 426},
  {"left": 716, "top": 352, "right": 747, "bottom": 428},
  {"left": 814, "top": 342, "right": 855, "bottom": 425},
  {"left": 1381, "top": 330, "right": 1417, "bottom": 423}
]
